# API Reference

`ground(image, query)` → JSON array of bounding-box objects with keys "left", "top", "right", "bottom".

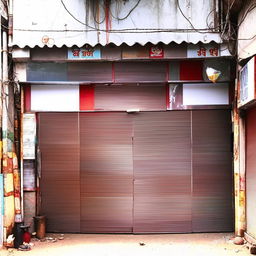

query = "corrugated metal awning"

[{"left": 12, "top": 0, "right": 222, "bottom": 48}]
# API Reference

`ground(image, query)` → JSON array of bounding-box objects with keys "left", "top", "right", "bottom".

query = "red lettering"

[
  {"left": 72, "top": 49, "right": 80, "bottom": 57},
  {"left": 82, "top": 50, "right": 94, "bottom": 57},
  {"left": 197, "top": 47, "right": 206, "bottom": 57},
  {"left": 209, "top": 48, "right": 219, "bottom": 56}
]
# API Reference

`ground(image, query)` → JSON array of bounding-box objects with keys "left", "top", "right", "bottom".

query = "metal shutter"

[
  {"left": 39, "top": 113, "right": 80, "bottom": 232},
  {"left": 80, "top": 113, "right": 133, "bottom": 233}
]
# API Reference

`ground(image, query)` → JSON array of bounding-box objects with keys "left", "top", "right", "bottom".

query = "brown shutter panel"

[
  {"left": 80, "top": 113, "right": 133, "bottom": 233},
  {"left": 39, "top": 113, "right": 80, "bottom": 232},
  {"left": 133, "top": 112, "right": 192, "bottom": 233},
  {"left": 246, "top": 107, "right": 256, "bottom": 238},
  {"left": 94, "top": 84, "right": 166, "bottom": 111},
  {"left": 114, "top": 62, "right": 167, "bottom": 83},
  {"left": 192, "top": 110, "right": 233, "bottom": 232}
]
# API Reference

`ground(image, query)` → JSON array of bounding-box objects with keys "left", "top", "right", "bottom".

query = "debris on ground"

[
  {"left": 58, "top": 234, "right": 65, "bottom": 240},
  {"left": 139, "top": 242, "right": 145, "bottom": 246},
  {"left": 250, "top": 245, "right": 256, "bottom": 255},
  {"left": 45, "top": 237, "right": 58, "bottom": 243},
  {"left": 234, "top": 236, "right": 245, "bottom": 245},
  {"left": 6, "top": 234, "right": 15, "bottom": 248},
  {"left": 7, "top": 248, "right": 14, "bottom": 254},
  {"left": 18, "top": 243, "right": 31, "bottom": 251}
]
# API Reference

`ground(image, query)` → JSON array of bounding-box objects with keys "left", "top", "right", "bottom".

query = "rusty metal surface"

[
  {"left": 39, "top": 113, "right": 80, "bottom": 232},
  {"left": 192, "top": 110, "right": 233, "bottom": 232},
  {"left": 95, "top": 84, "right": 166, "bottom": 111},
  {"left": 133, "top": 112, "right": 192, "bottom": 233},
  {"left": 80, "top": 113, "right": 133, "bottom": 233},
  {"left": 246, "top": 107, "right": 256, "bottom": 239}
]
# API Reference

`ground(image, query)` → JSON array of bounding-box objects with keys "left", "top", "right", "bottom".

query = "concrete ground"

[{"left": 0, "top": 233, "right": 252, "bottom": 256}]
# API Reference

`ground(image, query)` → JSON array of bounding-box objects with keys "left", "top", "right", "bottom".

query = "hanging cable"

[
  {"left": 92, "top": 1, "right": 106, "bottom": 25},
  {"left": 61, "top": 0, "right": 99, "bottom": 30},
  {"left": 110, "top": 0, "right": 141, "bottom": 21},
  {"left": 176, "top": 0, "right": 207, "bottom": 34}
]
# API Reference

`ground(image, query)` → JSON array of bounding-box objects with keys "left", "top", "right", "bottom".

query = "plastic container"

[
  {"left": 13, "top": 222, "right": 24, "bottom": 248},
  {"left": 33, "top": 216, "right": 46, "bottom": 239}
]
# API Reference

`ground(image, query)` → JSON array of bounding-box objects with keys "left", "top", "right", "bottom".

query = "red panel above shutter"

[
  {"left": 180, "top": 61, "right": 203, "bottom": 81},
  {"left": 80, "top": 85, "right": 95, "bottom": 111}
]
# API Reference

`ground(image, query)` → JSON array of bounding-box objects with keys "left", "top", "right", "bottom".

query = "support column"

[{"left": 233, "top": 79, "right": 246, "bottom": 237}]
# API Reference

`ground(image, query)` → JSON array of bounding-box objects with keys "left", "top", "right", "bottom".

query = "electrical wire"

[
  {"left": 110, "top": 0, "right": 141, "bottom": 21},
  {"left": 238, "top": 34, "right": 256, "bottom": 41},
  {"left": 237, "top": 3, "right": 256, "bottom": 27},
  {"left": 60, "top": 0, "right": 214, "bottom": 34},
  {"left": 61, "top": 0, "right": 98, "bottom": 30},
  {"left": 92, "top": 1, "right": 106, "bottom": 25},
  {"left": 14, "top": 27, "right": 215, "bottom": 33},
  {"left": 175, "top": 0, "right": 207, "bottom": 34},
  {"left": 221, "top": 0, "right": 237, "bottom": 40}
]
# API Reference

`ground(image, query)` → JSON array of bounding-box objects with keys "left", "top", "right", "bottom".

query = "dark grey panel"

[
  {"left": 115, "top": 62, "right": 167, "bottom": 82},
  {"left": 68, "top": 63, "right": 112, "bottom": 82},
  {"left": 169, "top": 61, "right": 180, "bottom": 81},
  {"left": 27, "top": 63, "right": 68, "bottom": 81}
]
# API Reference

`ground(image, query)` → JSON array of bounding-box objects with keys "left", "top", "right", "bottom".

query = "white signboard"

[
  {"left": 183, "top": 83, "right": 229, "bottom": 105},
  {"left": 239, "top": 57, "right": 255, "bottom": 107},
  {"left": 23, "top": 114, "right": 36, "bottom": 159},
  {"left": 31, "top": 85, "right": 79, "bottom": 111}
]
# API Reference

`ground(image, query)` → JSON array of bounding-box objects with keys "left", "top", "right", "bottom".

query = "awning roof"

[{"left": 12, "top": 0, "right": 222, "bottom": 48}]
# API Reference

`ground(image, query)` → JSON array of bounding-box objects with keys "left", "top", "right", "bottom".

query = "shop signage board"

[
  {"left": 187, "top": 44, "right": 219, "bottom": 58},
  {"left": 23, "top": 114, "right": 36, "bottom": 159},
  {"left": 239, "top": 56, "right": 256, "bottom": 107},
  {"left": 149, "top": 46, "right": 164, "bottom": 58},
  {"left": 68, "top": 46, "right": 101, "bottom": 60}
]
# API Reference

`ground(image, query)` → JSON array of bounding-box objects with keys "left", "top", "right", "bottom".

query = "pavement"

[{"left": 0, "top": 233, "right": 252, "bottom": 256}]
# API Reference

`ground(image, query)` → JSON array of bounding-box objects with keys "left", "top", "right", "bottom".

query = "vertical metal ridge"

[
  {"left": 78, "top": 112, "right": 81, "bottom": 233},
  {"left": 190, "top": 110, "right": 193, "bottom": 230},
  {"left": 131, "top": 116, "right": 135, "bottom": 233},
  {"left": 192, "top": 110, "right": 233, "bottom": 232}
]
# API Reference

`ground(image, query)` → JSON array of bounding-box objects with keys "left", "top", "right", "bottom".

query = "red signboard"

[{"left": 149, "top": 46, "right": 164, "bottom": 58}]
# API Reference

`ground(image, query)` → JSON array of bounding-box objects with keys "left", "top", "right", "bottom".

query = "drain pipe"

[
  {"left": 8, "top": 0, "right": 13, "bottom": 46},
  {"left": 0, "top": 17, "right": 3, "bottom": 248}
]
